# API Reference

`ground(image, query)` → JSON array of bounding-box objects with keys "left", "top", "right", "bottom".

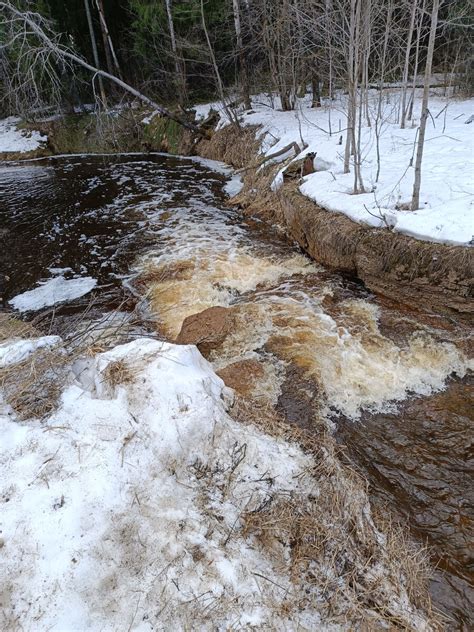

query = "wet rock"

[
  {"left": 216, "top": 359, "right": 264, "bottom": 397},
  {"left": 176, "top": 306, "right": 237, "bottom": 358},
  {"left": 276, "top": 365, "right": 322, "bottom": 431}
]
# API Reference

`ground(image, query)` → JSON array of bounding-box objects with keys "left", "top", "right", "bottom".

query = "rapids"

[{"left": 1, "top": 153, "right": 472, "bottom": 628}]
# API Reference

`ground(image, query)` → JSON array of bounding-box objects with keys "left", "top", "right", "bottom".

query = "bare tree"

[
  {"left": 95, "top": 0, "right": 122, "bottom": 79},
  {"left": 84, "top": 0, "right": 107, "bottom": 106},
  {"left": 0, "top": 2, "right": 209, "bottom": 136},
  {"left": 400, "top": 0, "right": 418, "bottom": 129},
  {"left": 200, "top": 0, "right": 240, "bottom": 127},
  {"left": 232, "top": 0, "right": 251, "bottom": 109},
  {"left": 164, "top": 0, "right": 187, "bottom": 106},
  {"left": 411, "top": 0, "right": 441, "bottom": 210}
]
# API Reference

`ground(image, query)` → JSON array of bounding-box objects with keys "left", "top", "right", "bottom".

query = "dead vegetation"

[
  {"left": 0, "top": 313, "right": 39, "bottom": 342},
  {"left": 0, "top": 306, "right": 146, "bottom": 420},
  {"left": 0, "top": 346, "right": 67, "bottom": 420},
  {"left": 227, "top": 393, "right": 445, "bottom": 630},
  {"left": 194, "top": 124, "right": 259, "bottom": 170},
  {"left": 103, "top": 358, "right": 133, "bottom": 388}
]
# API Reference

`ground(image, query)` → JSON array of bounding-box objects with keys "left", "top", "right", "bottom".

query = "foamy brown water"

[
  {"left": 140, "top": 215, "right": 471, "bottom": 418},
  {"left": 4, "top": 153, "right": 470, "bottom": 625}
]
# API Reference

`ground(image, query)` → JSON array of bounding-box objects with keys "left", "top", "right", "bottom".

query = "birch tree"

[{"left": 411, "top": 0, "right": 441, "bottom": 210}]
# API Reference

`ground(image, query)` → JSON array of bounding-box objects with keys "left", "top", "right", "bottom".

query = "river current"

[{"left": 0, "top": 154, "right": 472, "bottom": 628}]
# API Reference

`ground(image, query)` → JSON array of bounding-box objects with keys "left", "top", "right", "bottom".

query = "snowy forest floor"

[{"left": 194, "top": 89, "right": 474, "bottom": 246}]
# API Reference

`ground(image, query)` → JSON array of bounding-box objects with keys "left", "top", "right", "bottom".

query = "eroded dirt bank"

[{"left": 192, "top": 125, "right": 473, "bottom": 325}]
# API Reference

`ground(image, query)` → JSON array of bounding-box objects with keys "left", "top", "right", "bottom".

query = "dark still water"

[{"left": 0, "top": 153, "right": 472, "bottom": 628}]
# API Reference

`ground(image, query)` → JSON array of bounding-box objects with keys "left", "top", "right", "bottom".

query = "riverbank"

[
  {"left": 3, "top": 107, "right": 472, "bottom": 324},
  {"left": 0, "top": 110, "right": 472, "bottom": 627},
  {"left": 0, "top": 307, "right": 441, "bottom": 629},
  {"left": 191, "top": 122, "right": 473, "bottom": 325}
]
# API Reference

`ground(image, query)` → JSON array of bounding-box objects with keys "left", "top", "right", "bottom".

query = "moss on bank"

[{"left": 9, "top": 110, "right": 188, "bottom": 158}]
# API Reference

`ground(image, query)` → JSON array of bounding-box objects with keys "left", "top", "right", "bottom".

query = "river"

[{"left": 1, "top": 153, "right": 472, "bottom": 629}]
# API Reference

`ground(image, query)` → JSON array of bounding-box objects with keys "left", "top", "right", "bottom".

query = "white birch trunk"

[{"left": 411, "top": 0, "right": 440, "bottom": 210}]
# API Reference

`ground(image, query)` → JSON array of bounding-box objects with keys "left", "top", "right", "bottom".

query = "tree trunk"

[
  {"left": 95, "top": 0, "right": 122, "bottom": 79},
  {"left": 411, "top": 0, "right": 440, "bottom": 210},
  {"left": 408, "top": 0, "right": 426, "bottom": 121},
  {"left": 83, "top": 0, "right": 107, "bottom": 106},
  {"left": 165, "top": 0, "right": 187, "bottom": 106},
  {"left": 200, "top": 0, "right": 239, "bottom": 127},
  {"left": 232, "top": 0, "right": 251, "bottom": 109},
  {"left": 400, "top": 0, "right": 417, "bottom": 129},
  {"left": 312, "top": 72, "right": 321, "bottom": 107}
]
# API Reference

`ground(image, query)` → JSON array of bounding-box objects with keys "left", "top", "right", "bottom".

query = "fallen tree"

[{"left": 0, "top": 1, "right": 210, "bottom": 138}]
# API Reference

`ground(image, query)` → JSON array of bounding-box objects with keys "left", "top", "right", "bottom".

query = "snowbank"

[
  {"left": 199, "top": 93, "right": 474, "bottom": 246},
  {"left": 0, "top": 117, "right": 47, "bottom": 153},
  {"left": 0, "top": 336, "right": 433, "bottom": 630},
  {"left": 0, "top": 338, "right": 314, "bottom": 629},
  {"left": 9, "top": 275, "right": 97, "bottom": 312}
]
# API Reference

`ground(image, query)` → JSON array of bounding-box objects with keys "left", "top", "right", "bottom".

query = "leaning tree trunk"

[
  {"left": 411, "top": 0, "right": 440, "bottom": 210},
  {"left": 0, "top": 1, "right": 210, "bottom": 137},
  {"left": 200, "top": 0, "right": 239, "bottom": 127},
  {"left": 95, "top": 0, "right": 122, "bottom": 79}
]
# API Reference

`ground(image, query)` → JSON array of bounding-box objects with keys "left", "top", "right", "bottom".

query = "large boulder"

[{"left": 176, "top": 306, "right": 237, "bottom": 358}]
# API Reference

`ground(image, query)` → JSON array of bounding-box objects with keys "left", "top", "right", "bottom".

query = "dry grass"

[
  {"left": 195, "top": 125, "right": 260, "bottom": 170},
  {"left": 229, "top": 394, "right": 445, "bottom": 631},
  {"left": 0, "top": 313, "right": 39, "bottom": 342},
  {"left": 103, "top": 359, "right": 134, "bottom": 388},
  {"left": 0, "top": 305, "right": 146, "bottom": 421},
  {"left": 0, "top": 345, "right": 68, "bottom": 420}
]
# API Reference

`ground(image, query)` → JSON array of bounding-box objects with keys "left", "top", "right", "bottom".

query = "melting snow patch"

[
  {"left": 202, "top": 93, "right": 474, "bottom": 245},
  {"left": 0, "top": 337, "right": 436, "bottom": 630},
  {"left": 0, "top": 336, "right": 61, "bottom": 368},
  {"left": 9, "top": 276, "right": 97, "bottom": 312},
  {"left": 0, "top": 117, "right": 47, "bottom": 153}
]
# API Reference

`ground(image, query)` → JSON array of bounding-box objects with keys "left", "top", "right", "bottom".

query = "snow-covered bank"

[
  {"left": 0, "top": 117, "right": 47, "bottom": 154},
  {"left": 0, "top": 335, "right": 435, "bottom": 630},
  {"left": 195, "top": 92, "right": 474, "bottom": 246}
]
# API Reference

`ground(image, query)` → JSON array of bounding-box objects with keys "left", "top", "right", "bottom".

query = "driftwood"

[{"left": 236, "top": 141, "right": 303, "bottom": 173}]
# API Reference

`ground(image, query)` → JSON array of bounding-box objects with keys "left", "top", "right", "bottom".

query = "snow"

[
  {"left": 0, "top": 336, "right": 61, "bottom": 368},
  {"left": 204, "top": 92, "right": 474, "bottom": 246},
  {"left": 0, "top": 117, "right": 47, "bottom": 153},
  {"left": 0, "top": 336, "right": 432, "bottom": 630},
  {"left": 9, "top": 276, "right": 97, "bottom": 312},
  {"left": 0, "top": 338, "right": 315, "bottom": 629}
]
